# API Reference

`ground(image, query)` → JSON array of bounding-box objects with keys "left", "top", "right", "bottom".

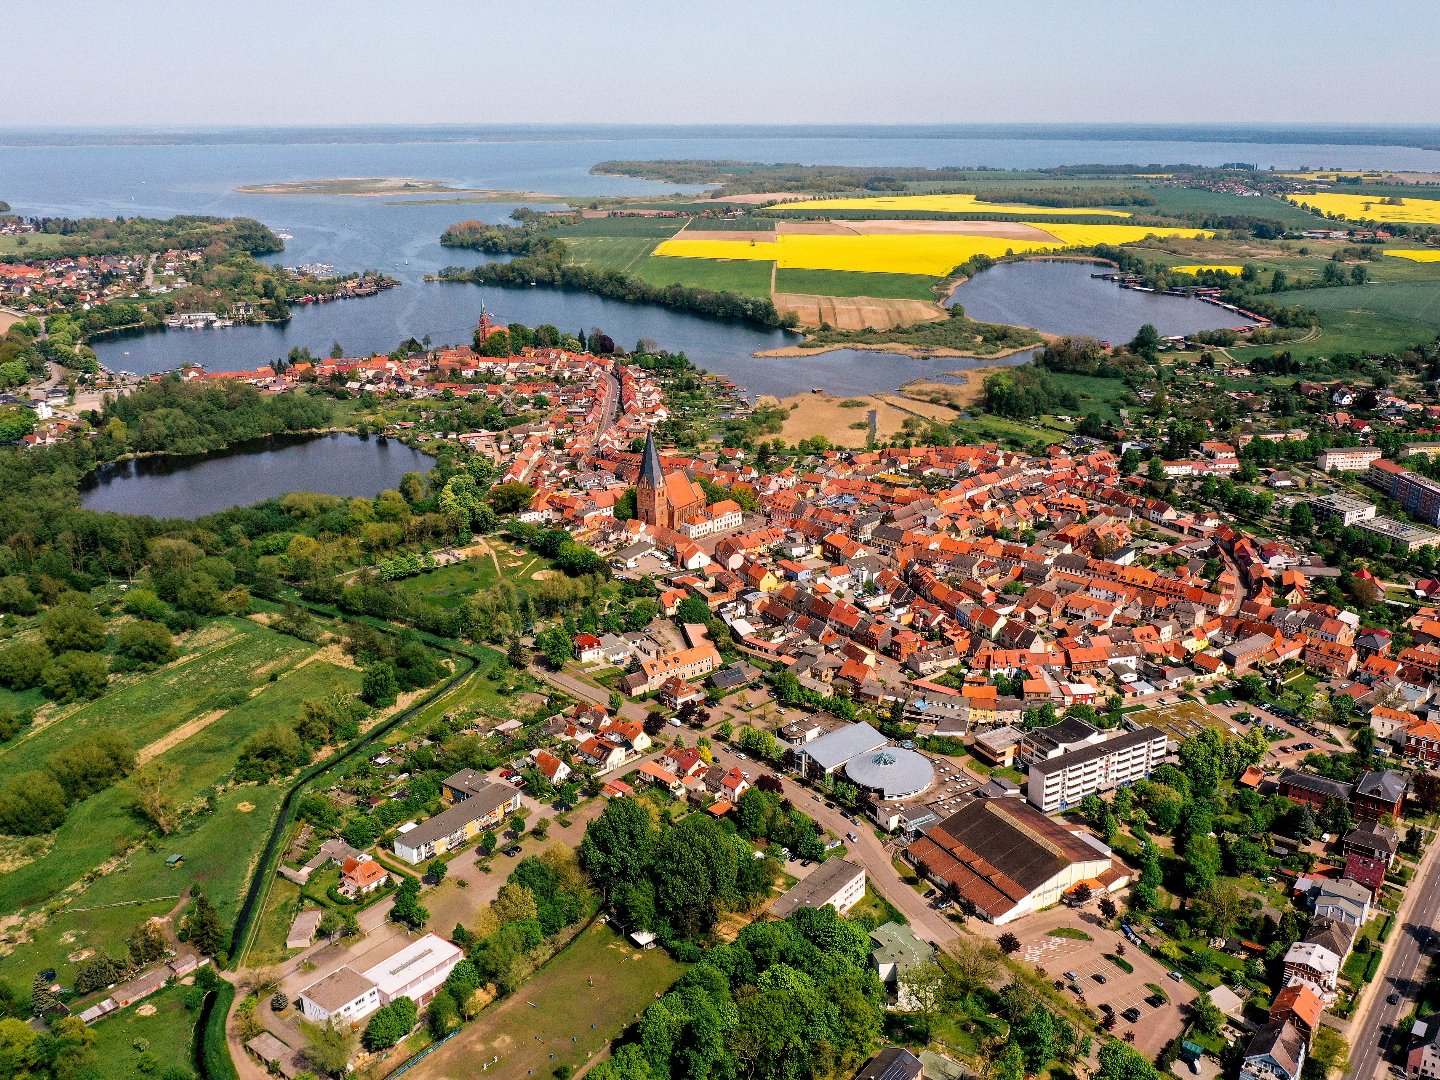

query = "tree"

[
  {"left": 0, "top": 641, "right": 49, "bottom": 690},
  {"left": 301, "top": 1019, "right": 357, "bottom": 1077},
  {"left": 112, "top": 621, "right": 177, "bottom": 671},
  {"left": 899, "top": 962, "right": 947, "bottom": 1039},
  {"left": 186, "top": 892, "right": 224, "bottom": 958},
  {"left": 131, "top": 762, "right": 181, "bottom": 834},
  {"left": 42, "top": 604, "right": 107, "bottom": 653},
  {"left": 41, "top": 650, "right": 110, "bottom": 702},
  {"left": 1099, "top": 897, "right": 1119, "bottom": 921},
  {"left": 362, "top": 996, "right": 417, "bottom": 1051},
  {"left": 580, "top": 797, "right": 656, "bottom": 897},
  {"left": 1310, "top": 1027, "right": 1350, "bottom": 1076},
  {"left": 361, "top": 662, "right": 399, "bottom": 707},
  {"left": 487, "top": 482, "right": 536, "bottom": 514},
  {"left": 128, "top": 919, "right": 168, "bottom": 965},
  {"left": 997, "top": 932, "right": 1021, "bottom": 955},
  {"left": 426, "top": 859, "right": 448, "bottom": 885},
  {"left": 943, "top": 935, "right": 1002, "bottom": 996},
  {"left": 391, "top": 876, "right": 429, "bottom": 930},
  {"left": 1192, "top": 995, "right": 1225, "bottom": 1035},
  {"left": 1130, "top": 323, "right": 1161, "bottom": 361},
  {"left": 0, "top": 770, "right": 69, "bottom": 835},
  {"left": 1096, "top": 1039, "right": 1161, "bottom": 1080}
]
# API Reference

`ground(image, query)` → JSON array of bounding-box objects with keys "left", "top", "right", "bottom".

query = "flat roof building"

[
  {"left": 394, "top": 781, "right": 520, "bottom": 864},
  {"left": 1027, "top": 727, "right": 1168, "bottom": 814},
  {"left": 769, "top": 858, "right": 867, "bottom": 920}
]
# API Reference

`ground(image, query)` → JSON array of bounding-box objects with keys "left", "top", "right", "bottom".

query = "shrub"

[{"left": 362, "top": 996, "right": 417, "bottom": 1050}]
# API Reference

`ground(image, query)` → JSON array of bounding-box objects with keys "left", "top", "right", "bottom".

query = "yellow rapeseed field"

[
  {"left": 1169, "top": 264, "right": 1245, "bottom": 275},
  {"left": 1383, "top": 249, "right": 1440, "bottom": 262},
  {"left": 765, "top": 193, "right": 1133, "bottom": 217},
  {"left": 1284, "top": 192, "right": 1440, "bottom": 225},
  {"left": 652, "top": 225, "right": 1211, "bottom": 277}
]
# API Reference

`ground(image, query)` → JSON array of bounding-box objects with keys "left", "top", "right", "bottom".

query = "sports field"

[
  {"left": 768, "top": 193, "right": 1133, "bottom": 217},
  {"left": 408, "top": 922, "right": 682, "bottom": 1080},
  {"left": 1285, "top": 191, "right": 1440, "bottom": 225}
]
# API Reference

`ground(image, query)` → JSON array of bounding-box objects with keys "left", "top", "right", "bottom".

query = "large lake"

[
  {"left": 79, "top": 433, "right": 434, "bottom": 519},
  {"left": 949, "top": 260, "right": 1258, "bottom": 341},
  {"left": 6, "top": 123, "right": 1435, "bottom": 394}
]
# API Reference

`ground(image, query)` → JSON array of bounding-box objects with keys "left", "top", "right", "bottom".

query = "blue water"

[{"left": 6, "top": 124, "right": 1435, "bottom": 394}]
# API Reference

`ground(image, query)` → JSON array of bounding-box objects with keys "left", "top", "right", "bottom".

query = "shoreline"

[
  {"left": 235, "top": 177, "right": 567, "bottom": 200},
  {"left": 751, "top": 339, "right": 1044, "bottom": 360}
]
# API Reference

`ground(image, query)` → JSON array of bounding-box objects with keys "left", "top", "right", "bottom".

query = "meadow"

[
  {"left": 0, "top": 232, "right": 65, "bottom": 256},
  {"left": 652, "top": 225, "right": 1211, "bottom": 277},
  {"left": 767, "top": 193, "right": 1134, "bottom": 217},
  {"left": 631, "top": 254, "right": 775, "bottom": 297},
  {"left": 773, "top": 267, "right": 940, "bottom": 299},
  {"left": 0, "top": 645, "right": 361, "bottom": 999},
  {"left": 560, "top": 236, "right": 661, "bottom": 274},
  {"left": 1284, "top": 191, "right": 1440, "bottom": 225},
  {"left": 90, "top": 982, "right": 201, "bottom": 1079}
]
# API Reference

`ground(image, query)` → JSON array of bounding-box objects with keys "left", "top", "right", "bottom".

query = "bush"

[
  {"left": 0, "top": 640, "right": 50, "bottom": 690},
  {"left": 362, "top": 996, "right": 417, "bottom": 1050},
  {"left": 112, "top": 621, "right": 178, "bottom": 671},
  {"left": 41, "top": 650, "right": 110, "bottom": 701}
]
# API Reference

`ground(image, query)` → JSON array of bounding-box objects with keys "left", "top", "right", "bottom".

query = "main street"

[{"left": 1346, "top": 833, "right": 1440, "bottom": 1079}]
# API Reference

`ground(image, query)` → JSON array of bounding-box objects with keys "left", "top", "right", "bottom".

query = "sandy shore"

[{"left": 236, "top": 177, "right": 564, "bottom": 200}]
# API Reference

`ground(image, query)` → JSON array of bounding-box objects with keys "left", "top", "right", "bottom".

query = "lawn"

[
  {"left": 394, "top": 556, "right": 503, "bottom": 611},
  {"left": 245, "top": 875, "right": 304, "bottom": 968},
  {"left": 0, "top": 616, "right": 318, "bottom": 785},
  {"left": 561, "top": 236, "right": 661, "bottom": 275},
  {"left": 775, "top": 267, "right": 939, "bottom": 300},
  {"left": 633, "top": 255, "right": 775, "bottom": 298},
  {"left": 403, "top": 921, "right": 682, "bottom": 1080},
  {"left": 89, "top": 981, "right": 202, "bottom": 1079}
]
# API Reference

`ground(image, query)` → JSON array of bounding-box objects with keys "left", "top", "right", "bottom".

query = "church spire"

[{"left": 639, "top": 428, "right": 665, "bottom": 488}]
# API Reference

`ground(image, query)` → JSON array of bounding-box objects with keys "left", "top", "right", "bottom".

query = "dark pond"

[{"left": 79, "top": 433, "right": 434, "bottom": 519}]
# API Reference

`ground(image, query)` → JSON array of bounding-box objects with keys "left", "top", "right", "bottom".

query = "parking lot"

[{"left": 1011, "top": 910, "right": 1195, "bottom": 1057}]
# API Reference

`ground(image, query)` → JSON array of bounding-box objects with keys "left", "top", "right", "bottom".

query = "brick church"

[{"left": 637, "top": 429, "right": 705, "bottom": 531}]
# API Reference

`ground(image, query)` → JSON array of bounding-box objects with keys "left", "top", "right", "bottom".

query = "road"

[{"left": 1347, "top": 834, "right": 1440, "bottom": 1079}]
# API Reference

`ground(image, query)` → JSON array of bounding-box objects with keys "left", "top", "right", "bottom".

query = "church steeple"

[
  {"left": 637, "top": 429, "right": 668, "bottom": 528},
  {"left": 639, "top": 429, "right": 665, "bottom": 488}
]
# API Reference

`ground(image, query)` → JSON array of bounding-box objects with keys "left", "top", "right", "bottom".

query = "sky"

[{"left": 4, "top": 0, "right": 1439, "bottom": 128}]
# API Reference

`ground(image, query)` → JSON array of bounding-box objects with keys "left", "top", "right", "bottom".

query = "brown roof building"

[{"left": 904, "top": 799, "right": 1122, "bottom": 925}]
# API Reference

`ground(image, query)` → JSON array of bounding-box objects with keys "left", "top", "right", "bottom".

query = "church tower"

[{"left": 637, "top": 429, "right": 669, "bottom": 529}]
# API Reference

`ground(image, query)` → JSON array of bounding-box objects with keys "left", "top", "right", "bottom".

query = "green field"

[
  {"left": 633, "top": 254, "right": 775, "bottom": 298},
  {"left": 561, "top": 236, "right": 661, "bottom": 274},
  {"left": 0, "top": 232, "right": 65, "bottom": 255},
  {"left": 0, "top": 654, "right": 361, "bottom": 999},
  {"left": 1044, "top": 371, "right": 1135, "bottom": 423},
  {"left": 775, "top": 267, "right": 939, "bottom": 300},
  {"left": 551, "top": 217, "right": 690, "bottom": 238},
  {"left": 0, "top": 617, "right": 318, "bottom": 786},
  {"left": 90, "top": 982, "right": 202, "bottom": 1078},
  {"left": 1288, "top": 281, "right": 1440, "bottom": 357},
  {"left": 407, "top": 922, "right": 682, "bottom": 1079},
  {"left": 394, "top": 555, "right": 504, "bottom": 611}
]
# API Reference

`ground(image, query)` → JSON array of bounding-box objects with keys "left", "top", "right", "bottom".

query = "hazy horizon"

[{"left": 4, "top": 0, "right": 1438, "bottom": 129}]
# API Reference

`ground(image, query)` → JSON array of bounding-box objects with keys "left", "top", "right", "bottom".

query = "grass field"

[
  {"left": 0, "top": 617, "right": 318, "bottom": 786},
  {"left": 90, "top": 981, "right": 201, "bottom": 1078},
  {"left": 1139, "top": 187, "right": 1325, "bottom": 229},
  {"left": 394, "top": 554, "right": 504, "bottom": 611},
  {"left": 561, "top": 236, "right": 661, "bottom": 274},
  {"left": 1044, "top": 371, "right": 1134, "bottom": 423},
  {"left": 1297, "top": 281, "right": 1440, "bottom": 356},
  {"left": 0, "top": 653, "right": 361, "bottom": 999},
  {"left": 408, "top": 921, "right": 682, "bottom": 1080},
  {"left": 774, "top": 267, "right": 939, "bottom": 300},
  {"left": 1285, "top": 191, "right": 1440, "bottom": 225},
  {"left": 633, "top": 255, "right": 775, "bottom": 297},
  {"left": 768, "top": 193, "right": 1133, "bottom": 217},
  {"left": 551, "top": 218, "right": 689, "bottom": 238},
  {"left": 0, "top": 232, "right": 65, "bottom": 255}
]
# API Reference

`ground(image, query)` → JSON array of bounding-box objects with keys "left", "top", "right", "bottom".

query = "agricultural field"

[
  {"left": 1297, "top": 281, "right": 1440, "bottom": 354},
  {"left": 652, "top": 226, "right": 1211, "bottom": 277},
  {"left": 774, "top": 267, "right": 940, "bottom": 300},
  {"left": 560, "top": 236, "right": 660, "bottom": 274},
  {"left": 631, "top": 254, "right": 774, "bottom": 297},
  {"left": 767, "top": 193, "right": 1134, "bottom": 217},
  {"left": 1386, "top": 249, "right": 1440, "bottom": 263},
  {"left": 1284, "top": 191, "right": 1440, "bottom": 225},
  {"left": 1168, "top": 264, "right": 1245, "bottom": 275},
  {"left": 0, "top": 231, "right": 65, "bottom": 256}
]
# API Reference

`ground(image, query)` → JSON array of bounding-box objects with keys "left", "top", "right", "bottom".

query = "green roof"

[{"left": 868, "top": 921, "right": 932, "bottom": 972}]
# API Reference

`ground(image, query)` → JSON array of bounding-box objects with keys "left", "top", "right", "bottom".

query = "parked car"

[
  {"left": 1146, "top": 994, "right": 1167, "bottom": 1009},
  {"left": 1122, "top": 1007, "right": 1141, "bottom": 1024},
  {"left": 504, "top": 845, "right": 522, "bottom": 857},
  {"left": 1063, "top": 970, "right": 1080, "bottom": 982},
  {"left": 1068, "top": 983, "right": 1084, "bottom": 996},
  {"left": 1092, "top": 973, "right": 1107, "bottom": 984},
  {"left": 1168, "top": 970, "right": 1184, "bottom": 982}
]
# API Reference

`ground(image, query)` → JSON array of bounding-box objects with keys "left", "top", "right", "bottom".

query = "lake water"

[
  {"left": 6, "top": 124, "right": 1434, "bottom": 394},
  {"left": 948, "top": 260, "right": 1258, "bottom": 341},
  {"left": 79, "top": 433, "right": 434, "bottom": 519}
]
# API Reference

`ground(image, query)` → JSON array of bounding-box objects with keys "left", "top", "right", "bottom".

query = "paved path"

[{"left": 1346, "top": 834, "right": 1440, "bottom": 1079}]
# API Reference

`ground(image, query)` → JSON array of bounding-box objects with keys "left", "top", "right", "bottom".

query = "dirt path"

[{"left": 136, "top": 710, "right": 226, "bottom": 766}]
